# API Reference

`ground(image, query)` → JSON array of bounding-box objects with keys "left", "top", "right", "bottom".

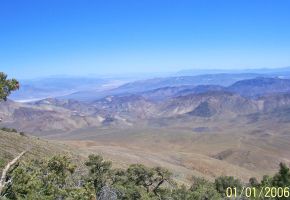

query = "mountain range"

[
  {"left": 2, "top": 77, "right": 290, "bottom": 133},
  {"left": 2, "top": 75, "right": 290, "bottom": 181}
]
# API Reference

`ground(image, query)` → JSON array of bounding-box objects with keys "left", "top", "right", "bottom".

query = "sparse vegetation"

[
  {"left": 0, "top": 127, "right": 26, "bottom": 136},
  {"left": 1, "top": 73, "right": 290, "bottom": 199},
  {"left": 1, "top": 153, "right": 290, "bottom": 199},
  {"left": 0, "top": 127, "right": 18, "bottom": 133}
]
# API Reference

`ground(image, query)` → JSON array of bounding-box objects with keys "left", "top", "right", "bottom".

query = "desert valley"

[{"left": 1, "top": 71, "right": 290, "bottom": 184}]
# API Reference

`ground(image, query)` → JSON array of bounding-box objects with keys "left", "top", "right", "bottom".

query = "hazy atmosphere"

[
  {"left": 1, "top": 0, "right": 290, "bottom": 78},
  {"left": 1, "top": 1, "right": 290, "bottom": 200}
]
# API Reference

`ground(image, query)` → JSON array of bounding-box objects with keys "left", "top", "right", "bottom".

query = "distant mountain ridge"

[
  {"left": 62, "top": 73, "right": 266, "bottom": 101},
  {"left": 227, "top": 77, "right": 290, "bottom": 98},
  {"left": 176, "top": 66, "right": 290, "bottom": 76},
  {"left": 10, "top": 67, "right": 290, "bottom": 103},
  {"left": 3, "top": 74, "right": 290, "bottom": 185},
  {"left": 2, "top": 77, "right": 290, "bottom": 133}
]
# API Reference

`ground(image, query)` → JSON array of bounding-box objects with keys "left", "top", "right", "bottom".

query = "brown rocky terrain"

[{"left": 1, "top": 77, "right": 290, "bottom": 183}]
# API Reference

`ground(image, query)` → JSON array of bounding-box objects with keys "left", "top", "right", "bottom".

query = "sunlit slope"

[{"left": 0, "top": 130, "right": 75, "bottom": 171}]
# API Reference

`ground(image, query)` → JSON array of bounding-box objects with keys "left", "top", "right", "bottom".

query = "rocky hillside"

[
  {"left": 0, "top": 99, "right": 103, "bottom": 133},
  {"left": 0, "top": 129, "right": 73, "bottom": 171},
  {"left": 1, "top": 77, "right": 290, "bottom": 133},
  {"left": 158, "top": 91, "right": 261, "bottom": 117},
  {"left": 227, "top": 77, "right": 290, "bottom": 98}
]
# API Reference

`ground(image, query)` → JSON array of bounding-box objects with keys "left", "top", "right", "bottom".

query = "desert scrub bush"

[
  {"left": 1, "top": 150, "right": 290, "bottom": 200},
  {"left": 19, "top": 132, "right": 26, "bottom": 137},
  {"left": 0, "top": 127, "right": 17, "bottom": 133}
]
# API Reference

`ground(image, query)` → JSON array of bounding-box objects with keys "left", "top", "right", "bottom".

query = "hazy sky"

[{"left": 1, "top": 0, "right": 290, "bottom": 78}]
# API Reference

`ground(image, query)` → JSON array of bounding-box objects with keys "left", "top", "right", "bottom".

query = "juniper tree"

[{"left": 0, "top": 72, "right": 19, "bottom": 102}]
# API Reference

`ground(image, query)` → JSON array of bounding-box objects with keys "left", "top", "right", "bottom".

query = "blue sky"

[{"left": 1, "top": 0, "right": 290, "bottom": 78}]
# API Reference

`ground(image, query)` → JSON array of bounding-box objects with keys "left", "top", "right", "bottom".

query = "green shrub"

[
  {"left": 0, "top": 127, "right": 18, "bottom": 133},
  {"left": 1, "top": 153, "right": 290, "bottom": 200},
  {"left": 214, "top": 176, "right": 242, "bottom": 197}
]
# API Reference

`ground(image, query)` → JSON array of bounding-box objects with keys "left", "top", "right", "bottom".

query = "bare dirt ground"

[{"left": 49, "top": 120, "right": 290, "bottom": 184}]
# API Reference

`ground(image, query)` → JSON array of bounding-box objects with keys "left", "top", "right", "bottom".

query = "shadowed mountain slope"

[{"left": 227, "top": 77, "right": 290, "bottom": 98}]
